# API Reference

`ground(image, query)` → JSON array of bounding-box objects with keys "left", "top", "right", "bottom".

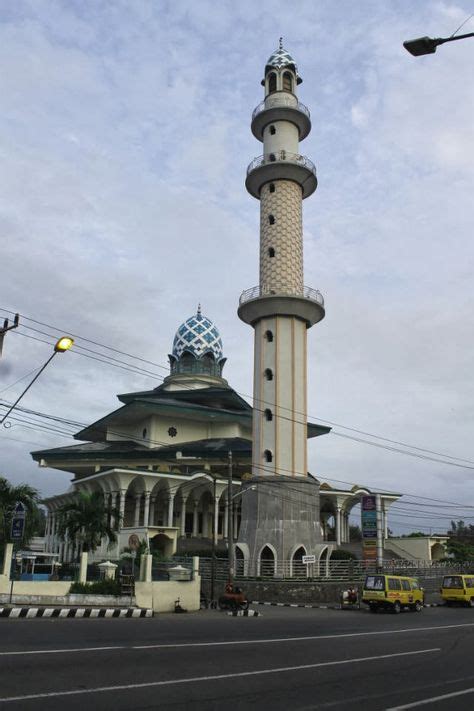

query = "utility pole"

[
  {"left": 0, "top": 314, "right": 19, "bottom": 358},
  {"left": 227, "top": 450, "right": 234, "bottom": 584}
]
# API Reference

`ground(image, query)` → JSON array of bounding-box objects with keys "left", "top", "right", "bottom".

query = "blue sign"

[
  {"left": 11, "top": 501, "right": 26, "bottom": 540},
  {"left": 363, "top": 529, "right": 377, "bottom": 539},
  {"left": 11, "top": 516, "right": 25, "bottom": 540}
]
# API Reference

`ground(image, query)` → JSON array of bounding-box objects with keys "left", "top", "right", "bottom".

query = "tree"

[
  {"left": 349, "top": 524, "right": 362, "bottom": 541},
  {"left": 0, "top": 476, "right": 42, "bottom": 555},
  {"left": 56, "top": 490, "right": 121, "bottom": 558},
  {"left": 446, "top": 520, "right": 474, "bottom": 561}
]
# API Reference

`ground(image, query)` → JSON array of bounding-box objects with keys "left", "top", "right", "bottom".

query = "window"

[
  {"left": 283, "top": 71, "right": 293, "bottom": 92},
  {"left": 269, "top": 153, "right": 276, "bottom": 162},
  {"left": 364, "top": 575, "right": 384, "bottom": 591},
  {"left": 264, "top": 329, "right": 273, "bottom": 342},
  {"left": 268, "top": 247, "right": 275, "bottom": 257},
  {"left": 264, "top": 368, "right": 273, "bottom": 380},
  {"left": 388, "top": 578, "right": 402, "bottom": 591},
  {"left": 268, "top": 73, "right": 277, "bottom": 94},
  {"left": 269, "top": 183, "right": 275, "bottom": 193},
  {"left": 401, "top": 580, "right": 411, "bottom": 591},
  {"left": 268, "top": 214, "right": 275, "bottom": 225},
  {"left": 270, "top": 125, "right": 276, "bottom": 135},
  {"left": 443, "top": 576, "right": 463, "bottom": 589},
  {"left": 264, "top": 409, "right": 273, "bottom": 421},
  {"left": 264, "top": 450, "right": 273, "bottom": 463}
]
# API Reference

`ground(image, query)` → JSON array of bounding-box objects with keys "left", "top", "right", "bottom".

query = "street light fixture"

[
  {"left": 0, "top": 336, "right": 74, "bottom": 425},
  {"left": 403, "top": 32, "right": 474, "bottom": 56}
]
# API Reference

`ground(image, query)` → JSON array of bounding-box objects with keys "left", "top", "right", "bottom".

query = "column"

[
  {"left": 336, "top": 507, "right": 342, "bottom": 546},
  {"left": 134, "top": 495, "right": 141, "bottom": 527},
  {"left": 167, "top": 494, "right": 175, "bottom": 527},
  {"left": 50, "top": 513, "right": 57, "bottom": 553},
  {"left": 110, "top": 492, "right": 118, "bottom": 530},
  {"left": 149, "top": 497, "right": 156, "bottom": 526},
  {"left": 383, "top": 504, "right": 388, "bottom": 539},
  {"left": 180, "top": 497, "right": 187, "bottom": 537},
  {"left": 119, "top": 489, "right": 127, "bottom": 526},
  {"left": 192, "top": 500, "right": 199, "bottom": 537},
  {"left": 202, "top": 502, "right": 209, "bottom": 538},
  {"left": 143, "top": 492, "right": 151, "bottom": 529}
]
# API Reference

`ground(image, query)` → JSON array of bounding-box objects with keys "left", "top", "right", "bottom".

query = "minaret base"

[{"left": 237, "top": 476, "right": 323, "bottom": 577}]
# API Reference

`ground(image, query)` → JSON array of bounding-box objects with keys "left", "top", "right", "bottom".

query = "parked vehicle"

[
  {"left": 440, "top": 574, "right": 474, "bottom": 607},
  {"left": 362, "top": 574, "right": 424, "bottom": 613},
  {"left": 218, "top": 584, "right": 249, "bottom": 611},
  {"left": 340, "top": 585, "right": 360, "bottom": 609}
]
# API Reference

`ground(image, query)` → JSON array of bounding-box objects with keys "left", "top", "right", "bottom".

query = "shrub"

[
  {"left": 330, "top": 549, "right": 357, "bottom": 560},
  {"left": 69, "top": 579, "right": 122, "bottom": 596}
]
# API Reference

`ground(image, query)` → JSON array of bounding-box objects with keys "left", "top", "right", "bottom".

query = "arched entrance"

[
  {"left": 259, "top": 545, "right": 276, "bottom": 577},
  {"left": 291, "top": 546, "right": 307, "bottom": 578},
  {"left": 149, "top": 533, "right": 174, "bottom": 559}
]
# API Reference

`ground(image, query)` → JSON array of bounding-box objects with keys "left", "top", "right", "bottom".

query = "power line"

[{"left": 2, "top": 306, "right": 472, "bottom": 469}]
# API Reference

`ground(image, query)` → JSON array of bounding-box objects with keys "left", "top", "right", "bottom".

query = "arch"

[
  {"left": 318, "top": 545, "right": 330, "bottom": 577},
  {"left": 258, "top": 543, "right": 276, "bottom": 577},
  {"left": 264, "top": 449, "right": 273, "bottom": 463},
  {"left": 264, "top": 408, "right": 273, "bottom": 421},
  {"left": 291, "top": 545, "right": 307, "bottom": 578},
  {"left": 268, "top": 72, "right": 277, "bottom": 94},
  {"left": 283, "top": 71, "right": 293, "bottom": 92},
  {"left": 264, "top": 367, "right": 273, "bottom": 380},
  {"left": 149, "top": 532, "right": 174, "bottom": 558}
]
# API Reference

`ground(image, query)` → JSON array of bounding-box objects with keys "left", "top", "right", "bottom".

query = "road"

[{"left": 0, "top": 606, "right": 473, "bottom": 710}]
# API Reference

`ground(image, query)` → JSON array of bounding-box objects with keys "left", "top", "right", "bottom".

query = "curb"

[
  {"left": 251, "top": 601, "right": 339, "bottom": 610},
  {"left": 227, "top": 609, "right": 260, "bottom": 617},
  {"left": 0, "top": 607, "right": 153, "bottom": 619}
]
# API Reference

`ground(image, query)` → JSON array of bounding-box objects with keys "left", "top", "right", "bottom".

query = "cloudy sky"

[{"left": 1, "top": 0, "right": 473, "bottom": 534}]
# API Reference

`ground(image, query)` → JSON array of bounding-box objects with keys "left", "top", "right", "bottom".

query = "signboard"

[
  {"left": 361, "top": 495, "right": 379, "bottom": 562},
  {"left": 302, "top": 555, "right": 316, "bottom": 565},
  {"left": 10, "top": 502, "right": 26, "bottom": 541}
]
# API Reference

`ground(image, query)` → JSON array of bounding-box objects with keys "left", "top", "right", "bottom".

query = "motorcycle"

[{"left": 218, "top": 585, "right": 249, "bottom": 611}]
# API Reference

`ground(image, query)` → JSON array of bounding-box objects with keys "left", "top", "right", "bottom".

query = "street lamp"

[
  {"left": 0, "top": 336, "right": 74, "bottom": 425},
  {"left": 403, "top": 32, "right": 474, "bottom": 56}
]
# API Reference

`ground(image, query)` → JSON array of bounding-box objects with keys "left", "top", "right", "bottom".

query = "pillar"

[
  {"left": 233, "top": 505, "right": 239, "bottom": 539},
  {"left": 336, "top": 507, "right": 342, "bottom": 546},
  {"left": 192, "top": 500, "right": 199, "bottom": 537},
  {"left": 143, "top": 492, "right": 151, "bottom": 529},
  {"left": 167, "top": 494, "right": 175, "bottom": 528},
  {"left": 213, "top": 497, "right": 219, "bottom": 544},
  {"left": 119, "top": 489, "right": 126, "bottom": 526},
  {"left": 134, "top": 495, "right": 141, "bottom": 527},
  {"left": 180, "top": 497, "right": 187, "bottom": 537},
  {"left": 2, "top": 543, "right": 13, "bottom": 577},
  {"left": 79, "top": 551, "right": 88, "bottom": 583}
]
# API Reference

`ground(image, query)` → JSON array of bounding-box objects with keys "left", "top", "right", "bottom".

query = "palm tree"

[
  {"left": 56, "top": 490, "right": 121, "bottom": 557},
  {"left": 0, "top": 476, "right": 42, "bottom": 555}
]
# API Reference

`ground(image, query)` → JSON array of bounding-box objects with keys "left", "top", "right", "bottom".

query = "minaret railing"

[
  {"left": 252, "top": 96, "right": 311, "bottom": 121},
  {"left": 247, "top": 151, "right": 316, "bottom": 177},
  {"left": 239, "top": 285, "right": 324, "bottom": 306}
]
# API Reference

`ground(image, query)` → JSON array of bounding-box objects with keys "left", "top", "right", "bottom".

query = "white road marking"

[
  {"left": 0, "top": 648, "right": 440, "bottom": 704},
  {"left": 0, "top": 621, "right": 472, "bottom": 657},
  {"left": 386, "top": 686, "right": 474, "bottom": 710}
]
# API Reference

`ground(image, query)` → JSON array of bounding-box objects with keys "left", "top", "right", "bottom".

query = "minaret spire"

[{"left": 236, "top": 45, "right": 325, "bottom": 576}]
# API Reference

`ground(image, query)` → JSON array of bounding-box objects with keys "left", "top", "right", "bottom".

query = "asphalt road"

[{"left": 0, "top": 606, "right": 473, "bottom": 710}]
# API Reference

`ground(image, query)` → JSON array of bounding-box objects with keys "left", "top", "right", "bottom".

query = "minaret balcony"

[
  {"left": 251, "top": 96, "right": 311, "bottom": 141},
  {"left": 246, "top": 151, "right": 317, "bottom": 199},
  {"left": 238, "top": 285, "right": 325, "bottom": 327}
]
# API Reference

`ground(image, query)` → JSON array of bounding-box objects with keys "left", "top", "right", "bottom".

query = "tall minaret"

[{"left": 237, "top": 41, "right": 325, "bottom": 575}]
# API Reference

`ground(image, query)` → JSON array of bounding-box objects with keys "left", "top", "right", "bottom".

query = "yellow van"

[
  {"left": 440, "top": 574, "right": 474, "bottom": 607},
  {"left": 362, "top": 574, "right": 424, "bottom": 613}
]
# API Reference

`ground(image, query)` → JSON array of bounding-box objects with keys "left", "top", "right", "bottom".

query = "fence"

[
  {"left": 198, "top": 557, "right": 474, "bottom": 584},
  {"left": 151, "top": 556, "right": 194, "bottom": 582}
]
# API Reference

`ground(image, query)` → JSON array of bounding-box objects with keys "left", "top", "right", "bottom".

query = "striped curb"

[
  {"left": 0, "top": 607, "right": 153, "bottom": 619},
  {"left": 251, "top": 601, "right": 338, "bottom": 610},
  {"left": 227, "top": 609, "right": 260, "bottom": 617}
]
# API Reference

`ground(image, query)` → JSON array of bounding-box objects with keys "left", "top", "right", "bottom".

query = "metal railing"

[
  {"left": 239, "top": 284, "right": 324, "bottom": 307},
  {"left": 151, "top": 557, "right": 194, "bottom": 582},
  {"left": 252, "top": 97, "right": 310, "bottom": 121},
  {"left": 247, "top": 151, "right": 316, "bottom": 177}
]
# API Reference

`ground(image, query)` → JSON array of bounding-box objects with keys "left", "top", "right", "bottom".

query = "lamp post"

[
  {"left": 0, "top": 337, "right": 74, "bottom": 425},
  {"left": 404, "top": 32, "right": 474, "bottom": 56}
]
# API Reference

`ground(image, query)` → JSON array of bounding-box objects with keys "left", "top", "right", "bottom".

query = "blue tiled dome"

[{"left": 172, "top": 306, "right": 224, "bottom": 362}]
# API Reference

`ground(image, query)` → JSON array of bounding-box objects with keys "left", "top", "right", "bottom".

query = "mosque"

[{"left": 33, "top": 43, "right": 400, "bottom": 575}]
